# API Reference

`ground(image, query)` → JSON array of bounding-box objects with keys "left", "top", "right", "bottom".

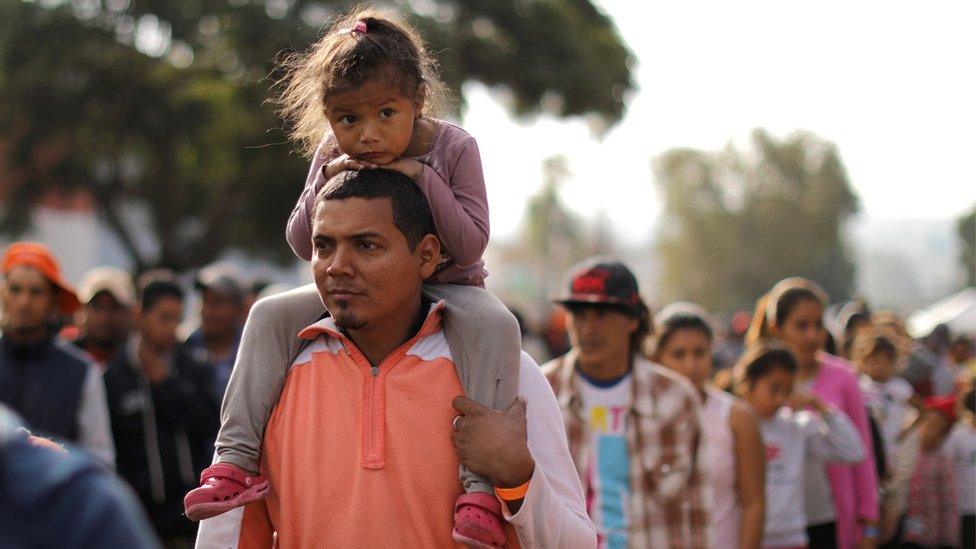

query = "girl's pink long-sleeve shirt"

[
  {"left": 810, "top": 352, "right": 880, "bottom": 549},
  {"left": 286, "top": 121, "right": 489, "bottom": 286}
]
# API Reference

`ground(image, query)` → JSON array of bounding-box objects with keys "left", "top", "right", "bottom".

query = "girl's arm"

[
  {"left": 803, "top": 407, "right": 865, "bottom": 464},
  {"left": 408, "top": 137, "right": 489, "bottom": 267},
  {"left": 730, "top": 401, "right": 765, "bottom": 549},
  {"left": 286, "top": 137, "right": 340, "bottom": 261}
]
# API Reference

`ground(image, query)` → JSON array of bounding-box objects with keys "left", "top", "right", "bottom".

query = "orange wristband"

[{"left": 493, "top": 480, "right": 530, "bottom": 501}]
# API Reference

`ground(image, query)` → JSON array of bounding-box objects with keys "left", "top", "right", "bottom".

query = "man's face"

[
  {"left": 139, "top": 296, "right": 183, "bottom": 351},
  {"left": 84, "top": 292, "right": 132, "bottom": 344},
  {"left": 324, "top": 79, "right": 418, "bottom": 166},
  {"left": 200, "top": 289, "right": 242, "bottom": 340},
  {"left": 1, "top": 266, "right": 57, "bottom": 331},
  {"left": 311, "top": 196, "right": 438, "bottom": 332},
  {"left": 565, "top": 305, "right": 638, "bottom": 367}
]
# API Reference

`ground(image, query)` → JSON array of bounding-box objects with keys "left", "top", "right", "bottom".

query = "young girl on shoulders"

[{"left": 184, "top": 10, "right": 521, "bottom": 548}]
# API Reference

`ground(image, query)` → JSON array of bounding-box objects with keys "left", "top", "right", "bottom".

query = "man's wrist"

[{"left": 493, "top": 456, "right": 535, "bottom": 489}]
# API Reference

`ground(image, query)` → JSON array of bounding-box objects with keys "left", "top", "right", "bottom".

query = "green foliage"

[
  {"left": 0, "top": 0, "right": 633, "bottom": 271},
  {"left": 654, "top": 129, "right": 860, "bottom": 312},
  {"left": 958, "top": 206, "right": 975, "bottom": 288}
]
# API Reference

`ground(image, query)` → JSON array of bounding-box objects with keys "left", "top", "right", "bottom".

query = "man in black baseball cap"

[
  {"left": 552, "top": 257, "right": 648, "bottom": 363},
  {"left": 542, "top": 257, "right": 710, "bottom": 548}
]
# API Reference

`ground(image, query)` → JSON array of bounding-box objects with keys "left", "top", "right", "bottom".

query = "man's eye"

[
  {"left": 314, "top": 241, "right": 333, "bottom": 252},
  {"left": 359, "top": 241, "right": 378, "bottom": 251}
]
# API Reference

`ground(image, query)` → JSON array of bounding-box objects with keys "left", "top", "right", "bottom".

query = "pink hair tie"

[{"left": 350, "top": 21, "right": 367, "bottom": 35}]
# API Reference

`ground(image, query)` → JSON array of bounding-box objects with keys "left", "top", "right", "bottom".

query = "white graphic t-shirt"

[{"left": 579, "top": 372, "right": 632, "bottom": 549}]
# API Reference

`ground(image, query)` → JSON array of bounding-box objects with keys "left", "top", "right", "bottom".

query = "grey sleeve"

[{"left": 804, "top": 409, "right": 865, "bottom": 464}]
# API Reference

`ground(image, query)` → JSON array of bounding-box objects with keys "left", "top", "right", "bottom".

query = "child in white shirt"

[{"left": 733, "top": 344, "right": 865, "bottom": 549}]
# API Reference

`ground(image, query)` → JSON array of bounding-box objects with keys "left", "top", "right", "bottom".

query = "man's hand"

[{"left": 451, "top": 396, "right": 535, "bottom": 489}]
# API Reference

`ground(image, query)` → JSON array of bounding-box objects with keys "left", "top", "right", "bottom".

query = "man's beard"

[{"left": 332, "top": 308, "right": 367, "bottom": 331}]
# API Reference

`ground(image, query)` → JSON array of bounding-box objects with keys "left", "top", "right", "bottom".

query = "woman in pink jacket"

[{"left": 747, "top": 277, "right": 879, "bottom": 549}]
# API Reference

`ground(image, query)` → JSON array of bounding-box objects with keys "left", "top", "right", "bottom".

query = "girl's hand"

[
  {"left": 381, "top": 158, "right": 424, "bottom": 180},
  {"left": 791, "top": 392, "right": 828, "bottom": 414},
  {"left": 323, "top": 154, "right": 377, "bottom": 180}
]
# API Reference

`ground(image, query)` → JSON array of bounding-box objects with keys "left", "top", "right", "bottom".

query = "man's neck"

[
  {"left": 575, "top": 349, "right": 632, "bottom": 382},
  {"left": 345, "top": 296, "right": 428, "bottom": 368}
]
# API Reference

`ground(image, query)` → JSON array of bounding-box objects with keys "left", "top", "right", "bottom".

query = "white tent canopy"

[{"left": 908, "top": 287, "right": 976, "bottom": 338}]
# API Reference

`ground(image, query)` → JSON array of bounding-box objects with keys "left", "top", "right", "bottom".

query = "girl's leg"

[
  {"left": 214, "top": 283, "right": 326, "bottom": 472},
  {"left": 423, "top": 283, "right": 522, "bottom": 494}
]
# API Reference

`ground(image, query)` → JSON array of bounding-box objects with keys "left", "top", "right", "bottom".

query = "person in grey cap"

[
  {"left": 181, "top": 264, "right": 245, "bottom": 404},
  {"left": 541, "top": 257, "right": 710, "bottom": 549},
  {"left": 74, "top": 266, "right": 136, "bottom": 367}
]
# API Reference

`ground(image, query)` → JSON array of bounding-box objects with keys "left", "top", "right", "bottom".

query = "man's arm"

[{"left": 454, "top": 353, "right": 596, "bottom": 548}]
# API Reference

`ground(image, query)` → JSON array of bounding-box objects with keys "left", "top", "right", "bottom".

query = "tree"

[
  {"left": 0, "top": 0, "right": 633, "bottom": 272},
  {"left": 653, "top": 129, "right": 859, "bottom": 312},
  {"left": 958, "top": 206, "right": 975, "bottom": 288}
]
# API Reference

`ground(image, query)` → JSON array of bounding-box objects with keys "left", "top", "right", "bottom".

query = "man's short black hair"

[
  {"left": 314, "top": 169, "right": 436, "bottom": 250},
  {"left": 141, "top": 279, "right": 184, "bottom": 311}
]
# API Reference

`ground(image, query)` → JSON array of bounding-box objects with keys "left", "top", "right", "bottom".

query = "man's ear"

[{"left": 416, "top": 234, "right": 442, "bottom": 279}]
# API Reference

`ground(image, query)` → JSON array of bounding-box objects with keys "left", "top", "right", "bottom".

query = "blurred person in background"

[
  {"left": 182, "top": 264, "right": 245, "bottom": 404},
  {"left": 851, "top": 333, "right": 923, "bottom": 465},
  {"left": 712, "top": 310, "right": 751, "bottom": 372},
  {"left": 0, "top": 242, "right": 114, "bottom": 465},
  {"left": 747, "top": 277, "right": 878, "bottom": 549},
  {"left": 899, "top": 396, "right": 959, "bottom": 548},
  {"left": 104, "top": 278, "right": 218, "bottom": 548},
  {"left": 834, "top": 300, "right": 873, "bottom": 361},
  {"left": 242, "top": 278, "right": 272, "bottom": 319},
  {"left": 943, "top": 388, "right": 975, "bottom": 549},
  {"left": 543, "top": 307, "right": 572, "bottom": 358},
  {"left": 873, "top": 312, "right": 955, "bottom": 398},
  {"left": 948, "top": 335, "right": 975, "bottom": 388},
  {"left": 0, "top": 403, "right": 160, "bottom": 548},
  {"left": 510, "top": 307, "right": 551, "bottom": 365},
  {"left": 73, "top": 266, "right": 136, "bottom": 368},
  {"left": 542, "top": 258, "right": 709, "bottom": 548},
  {"left": 652, "top": 303, "right": 765, "bottom": 549},
  {"left": 732, "top": 345, "right": 864, "bottom": 549}
]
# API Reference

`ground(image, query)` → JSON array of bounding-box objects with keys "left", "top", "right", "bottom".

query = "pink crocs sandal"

[
  {"left": 452, "top": 492, "right": 506, "bottom": 548},
  {"left": 183, "top": 463, "right": 270, "bottom": 521}
]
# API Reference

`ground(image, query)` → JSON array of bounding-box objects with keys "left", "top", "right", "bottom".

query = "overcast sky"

[{"left": 463, "top": 0, "right": 976, "bottom": 243}]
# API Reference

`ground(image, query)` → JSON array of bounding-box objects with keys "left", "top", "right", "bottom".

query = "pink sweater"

[
  {"left": 286, "top": 121, "right": 489, "bottom": 286},
  {"left": 810, "top": 352, "right": 879, "bottom": 549}
]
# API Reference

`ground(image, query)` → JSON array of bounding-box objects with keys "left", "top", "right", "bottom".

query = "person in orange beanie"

[{"left": 0, "top": 242, "right": 114, "bottom": 465}]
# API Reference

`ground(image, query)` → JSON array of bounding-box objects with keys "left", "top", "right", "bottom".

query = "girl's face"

[
  {"left": 657, "top": 328, "right": 712, "bottom": 390},
  {"left": 325, "top": 78, "right": 419, "bottom": 166},
  {"left": 860, "top": 352, "right": 896, "bottom": 383},
  {"left": 742, "top": 367, "right": 795, "bottom": 419},
  {"left": 773, "top": 298, "right": 824, "bottom": 368}
]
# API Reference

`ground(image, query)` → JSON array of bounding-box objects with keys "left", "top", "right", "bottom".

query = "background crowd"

[{"left": 0, "top": 240, "right": 972, "bottom": 548}]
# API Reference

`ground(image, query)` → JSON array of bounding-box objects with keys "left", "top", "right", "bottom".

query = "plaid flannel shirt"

[{"left": 542, "top": 351, "right": 710, "bottom": 549}]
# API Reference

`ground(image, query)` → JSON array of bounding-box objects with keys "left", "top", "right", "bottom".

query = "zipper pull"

[{"left": 371, "top": 365, "right": 379, "bottom": 377}]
